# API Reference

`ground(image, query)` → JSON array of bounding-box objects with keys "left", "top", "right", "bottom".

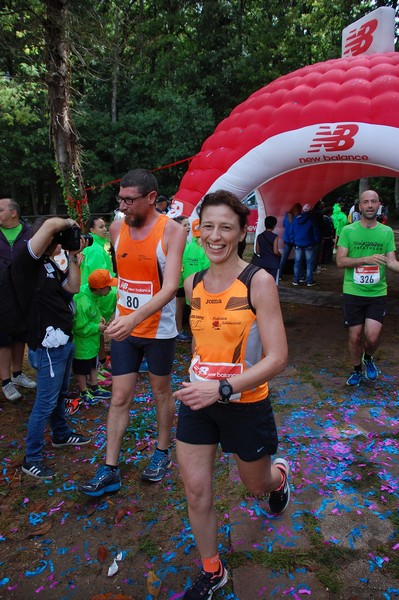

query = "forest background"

[{"left": 1, "top": 0, "right": 399, "bottom": 223}]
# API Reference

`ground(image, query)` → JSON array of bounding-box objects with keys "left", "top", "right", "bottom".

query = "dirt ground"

[{"left": 0, "top": 250, "right": 399, "bottom": 599}]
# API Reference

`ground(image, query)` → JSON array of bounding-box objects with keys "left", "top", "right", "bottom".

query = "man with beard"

[
  {"left": 79, "top": 169, "right": 186, "bottom": 495},
  {"left": 336, "top": 189, "right": 399, "bottom": 386}
]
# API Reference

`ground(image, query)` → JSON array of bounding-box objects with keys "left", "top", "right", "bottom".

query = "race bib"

[
  {"left": 353, "top": 265, "right": 380, "bottom": 285},
  {"left": 118, "top": 277, "right": 153, "bottom": 311},
  {"left": 189, "top": 355, "right": 243, "bottom": 401}
]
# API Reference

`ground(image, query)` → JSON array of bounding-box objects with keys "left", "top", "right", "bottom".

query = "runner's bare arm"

[{"left": 336, "top": 245, "right": 387, "bottom": 268}]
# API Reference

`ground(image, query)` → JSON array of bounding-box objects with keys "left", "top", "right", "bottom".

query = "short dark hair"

[
  {"left": 120, "top": 169, "right": 159, "bottom": 195},
  {"left": 199, "top": 190, "right": 249, "bottom": 229},
  {"left": 86, "top": 215, "right": 103, "bottom": 231},
  {"left": 264, "top": 216, "right": 277, "bottom": 229},
  {"left": 174, "top": 215, "right": 188, "bottom": 224},
  {"left": 7, "top": 199, "right": 20, "bottom": 217},
  {"left": 156, "top": 195, "right": 169, "bottom": 204}
]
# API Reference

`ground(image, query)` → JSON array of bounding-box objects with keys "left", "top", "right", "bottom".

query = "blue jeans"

[
  {"left": 26, "top": 342, "right": 74, "bottom": 463},
  {"left": 294, "top": 245, "right": 314, "bottom": 285},
  {"left": 279, "top": 242, "right": 294, "bottom": 276}
]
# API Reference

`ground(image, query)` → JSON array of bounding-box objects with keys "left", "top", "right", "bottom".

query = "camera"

[{"left": 55, "top": 225, "right": 93, "bottom": 251}]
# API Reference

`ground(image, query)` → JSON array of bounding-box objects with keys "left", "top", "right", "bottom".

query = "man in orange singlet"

[{"left": 79, "top": 169, "right": 186, "bottom": 496}]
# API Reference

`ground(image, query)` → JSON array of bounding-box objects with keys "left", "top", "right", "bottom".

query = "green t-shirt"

[
  {"left": 338, "top": 221, "right": 396, "bottom": 297},
  {"left": 1, "top": 224, "right": 22, "bottom": 246}
]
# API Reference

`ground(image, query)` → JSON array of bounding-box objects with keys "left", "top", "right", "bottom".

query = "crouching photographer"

[{"left": 11, "top": 216, "right": 92, "bottom": 479}]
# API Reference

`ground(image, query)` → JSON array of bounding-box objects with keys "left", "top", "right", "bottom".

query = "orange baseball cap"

[
  {"left": 191, "top": 218, "right": 201, "bottom": 238},
  {"left": 88, "top": 269, "right": 118, "bottom": 289}
]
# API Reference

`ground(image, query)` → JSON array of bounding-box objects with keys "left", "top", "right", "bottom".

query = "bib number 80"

[{"left": 126, "top": 295, "right": 139, "bottom": 309}]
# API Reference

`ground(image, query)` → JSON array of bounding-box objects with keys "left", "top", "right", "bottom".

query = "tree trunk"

[
  {"left": 44, "top": 0, "right": 87, "bottom": 223},
  {"left": 111, "top": 8, "right": 119, "bottom": 124},
  {"left": 359, "top": 178, "right": 369, "bottom": 197}
]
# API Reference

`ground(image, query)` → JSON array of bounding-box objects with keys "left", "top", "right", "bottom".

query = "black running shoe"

[
  {"left": 269, "top": 458, "right": 290, "bottom": 514},
  {"left": 183, "top": 565, "right": 228, "bottom": 600}
]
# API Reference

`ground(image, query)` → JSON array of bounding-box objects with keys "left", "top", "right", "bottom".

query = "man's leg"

[
  {"left": 0, "top": 345, "right": 12, "bottom": 381},
  {"left": 11, "top": 340, "right": 24, "bottom": 373},
  {"left": 348, "top": 323, "right": 364, "bottom": 366},
  {"left": 105, "top": 372, "right": 138, "bottom": 465},
  {"left": 363, "top": 318, "right": 383, "bottom": 356},
  {"left": 148, "top": 373, "right": 175, "bottom": 450}
]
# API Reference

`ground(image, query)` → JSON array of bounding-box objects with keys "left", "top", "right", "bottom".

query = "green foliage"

[{"left": 1, "top": 0, "right": 398, "bottom": 214}]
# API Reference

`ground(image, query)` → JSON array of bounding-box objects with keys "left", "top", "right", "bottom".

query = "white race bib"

[
  {"left": 118, "top": 277, "right": 153, "bottom": 310},
  {"left": 354, "top": 265, "right": 380, "bottom": 285}
]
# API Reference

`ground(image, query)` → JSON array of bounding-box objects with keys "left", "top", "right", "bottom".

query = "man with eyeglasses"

[{"left": 79, "top": 169, "right": 186, "bottom": 496}]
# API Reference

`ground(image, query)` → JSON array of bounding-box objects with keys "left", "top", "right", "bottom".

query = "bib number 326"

[{"left": 354, "top": 265, "right": 380, "bottom": 285}]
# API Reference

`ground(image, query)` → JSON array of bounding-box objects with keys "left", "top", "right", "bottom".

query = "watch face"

[{"left": 220, "top": 382, "right": 232, "bottom": 398}]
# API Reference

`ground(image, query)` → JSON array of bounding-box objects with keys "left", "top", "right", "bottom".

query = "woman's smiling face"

[{"left": 200, "top": 204, "right": 245, "bottom": 264}]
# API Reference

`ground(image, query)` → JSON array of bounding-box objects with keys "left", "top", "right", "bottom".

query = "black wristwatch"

[{"left": 218, "top": 379, "right": 233, "bottom": 404}]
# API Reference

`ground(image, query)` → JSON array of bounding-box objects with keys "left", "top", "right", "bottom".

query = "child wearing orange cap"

[{"left": 70, "top": 269, "right": 117, "bottom": 410}]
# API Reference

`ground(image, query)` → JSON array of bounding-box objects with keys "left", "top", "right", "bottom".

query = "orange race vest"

[
  {"left": 114, "top": 216, "right": 177, "bottom": 339},
  {"left": 189, "top": 264, "right": 268, "bottom": 403}
]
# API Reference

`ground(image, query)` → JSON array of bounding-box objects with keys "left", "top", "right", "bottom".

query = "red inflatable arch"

[{"left": 170, "top": 52, "right": 399, "bottom": 236}]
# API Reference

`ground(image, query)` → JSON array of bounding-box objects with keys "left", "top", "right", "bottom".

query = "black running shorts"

[{"left": 176, "top": 397, "right": 278, "bottom": 462}]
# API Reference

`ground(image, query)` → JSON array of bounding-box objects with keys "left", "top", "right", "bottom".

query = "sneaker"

[
  {"left": 346, "top": 370, "right": 362, "bottom": 386},
  {"left": 307, "top": 282, "right": 317, "bottom": 287},
  {"left": 269, "top": 458, "right": 290, "bottom": 514},
  {"left": 362, "top": 354, "right": 378, "bottom": 381},
  {"left": 299, "top": 278, "right": 306, "bottom": 283},
  {"left": 97, "top": 372, "right": 112, "bottom": 387},
  {"left": 292, "top": 281, "right": 299, "bottom": 286},
  {"left": 78, "top": 465, "right": 121, "bottom": 497},
  {"left": 98, "top": 365, "right": 112, "bottom": 377},
  {"left": 22, "top": 459, "right": 55, "bottom": 479},
  {"left": 65, "top": 397, "right": 81, "bottom": 416},
  {"left": 11, "top": 373, "right": 37, "bottom": 389},
  {"left": 315, "top": 266, "right": 322, "bottom": 275},
  {"left": 90, "top": 386, "right": 112, "bottom": 401},
  {"left": 141, "top": 448, "right": 172, "bottom": 482},
  {"left": 2, "top": 382, "right": 22, "bottom": 402},
  {"left": 184, "top": 565, "right": 228, "bottom": 600},
  {"left": 139, "top": 359, "right": 149, "bottom": 373},
  {"left": 176, "top": 331, "right": 192, "bottom": 342},
  {"left": 52, "top": 433, "right": 91, "bottom": 447},
  {"left": 80, "top": 388, "right": 100, "bottom": 406}
]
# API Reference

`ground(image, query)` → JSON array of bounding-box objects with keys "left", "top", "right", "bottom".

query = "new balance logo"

[
  {"left": 343, "top": 19, "right": 378, "bottom": 56},
  {"left": 308, "top": 124, "right": 359, "bottom": 153}
]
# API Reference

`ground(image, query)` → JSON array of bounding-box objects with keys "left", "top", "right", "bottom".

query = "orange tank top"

[
  {"left": 189, "top": 264, "right": 268, "bottom": 403},
  {"left": 114, "top": 216, "right": 177, "bottom": 339}
]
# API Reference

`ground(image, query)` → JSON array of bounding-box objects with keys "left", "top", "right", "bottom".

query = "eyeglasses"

[{"left": 116, "top": 193, "right": 148, "bottom": 206}]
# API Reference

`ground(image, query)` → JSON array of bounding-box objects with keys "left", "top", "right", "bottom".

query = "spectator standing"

[
  {"left": 79, "top": 168, "right": 186, "bottom": 496},
  {"left": 173, "top": 191, "right": 289, "bottom": 600},
  {"left": 279, "top": 203, "right": 302, "bottom": 278},
  {"left": 155, "top": 195, "right": 170, "bottom": 214},
  {"left": 331, "top": 203, "right": 348, "bottom": 251},
  {"left": 11, "top": 217, "right": 91, "bottom": 479},
  {"left": 0, "top": 198, "right": 36, "bottom": 402},
  {"left": 252, "top": 216, "right": 281, "bottom": 282},
  {"left": 336, "top": 190, "right": 399, "bottom": 386},
  {"left": 311, "top": 200, "right": 324, "bottom": 274},
  {"left": 292, "top": 204, "right": 319, "bottom": 287},
  {"left": 320, "top": 207, "right": 335, "bottom": 264}
]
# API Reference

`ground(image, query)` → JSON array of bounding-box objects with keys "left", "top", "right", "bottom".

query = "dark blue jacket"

[{"left": 292, "top": 212, "right": 320, "bottom": 247}]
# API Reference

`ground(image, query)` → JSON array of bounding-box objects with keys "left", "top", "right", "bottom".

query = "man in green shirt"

[
  {"left": 0, "top": 198, "right": 36, "bottom": 401},
  {"left": 336, "top": 190, "right": 399, "bottom": 386}
]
